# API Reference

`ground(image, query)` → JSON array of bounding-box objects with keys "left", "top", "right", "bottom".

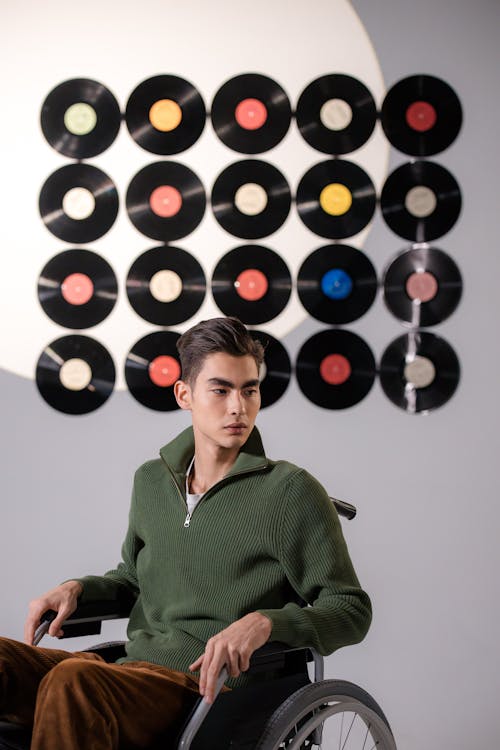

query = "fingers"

[{"left": 23, "top": 581, "right": 82, "bottom": 645}]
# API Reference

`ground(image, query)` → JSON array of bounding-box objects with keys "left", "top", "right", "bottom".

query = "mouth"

[{"left": 224, "top": 423, "right": 247, "bottom": 431}]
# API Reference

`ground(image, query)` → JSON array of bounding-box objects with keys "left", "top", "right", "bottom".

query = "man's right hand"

[{"left": 24, "top": 580, "right": 83, "bottom": 645}]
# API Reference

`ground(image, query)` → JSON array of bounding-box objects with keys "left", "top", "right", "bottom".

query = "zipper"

[{"left": 161, "top": 457, "right": 268, "bottom": 529}]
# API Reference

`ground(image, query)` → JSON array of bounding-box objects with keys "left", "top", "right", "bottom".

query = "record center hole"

[
  {"left": 404, "top": 355, "right": 436, "bottom": 389},
  {"left": 64, "top": 102, "right": 97, "bottom": 136},
  {"left": 320, "top": 98, "right": 353, "bottom": 131},
  {"left": 149, "top": 99, "right": 183, "bottom": 132},
  {"left": 234, "top": 183, "right": 268, "bottom": 216},
  {"left": 149, "top": 270, "right": 183, "bottom": 303},
  {"left": 405, "top": 101, "right": 437, "bottom": 132},
  {"left": 150, "top": 185, "right": 183, "bottom": 218},
  {"left": 404, "top": 186, "right": 437, "bottom": 218},
  {"left": 149, "top": 355, "right": 181, "bottom": 388},
  {"left": 59, "top": 358, "right": 92, "bottom": 391},
  {"left": 234, "top": 269, "right": 268, "bottom": 301},
  {"left": 61, "top": 273, "right": 94, "bottom": 305},
  {"left": 62, "top": 187, "right": 95, "bottom": 221},
  {"left": 235, "top": 98, "right": 268, "bottom": 130},
  {"left": 406, "top": 271, "right": 438, "bottom": 303},
  {"left": 321, "top": 268, "right": 353, "bottom": 300},
  {"left": 320, "top": 354, "right": 351, "bottom": 385},
  {"left": 320, "top": 183, "right": 352, "bottom": 216}
]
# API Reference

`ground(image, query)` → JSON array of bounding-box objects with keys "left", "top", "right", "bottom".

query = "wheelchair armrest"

[
  {"left": 247, "top": 641, "right": 311, "bottom": 673},
  {"left": 36, "top": 598, "right": 133, "bottom": 643}
]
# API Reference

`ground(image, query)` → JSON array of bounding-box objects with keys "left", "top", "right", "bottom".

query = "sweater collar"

[{"left": 159, "top": 425, "right": 268, "bottom": 486}]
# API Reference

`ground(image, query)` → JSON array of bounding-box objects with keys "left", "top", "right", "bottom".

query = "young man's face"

[{"left": 175, "top": 352, "right": 261, "bottom": 453}]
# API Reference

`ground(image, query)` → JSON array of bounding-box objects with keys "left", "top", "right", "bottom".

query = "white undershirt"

[{"left": 185, "top": 455, "right": 204, "bottom": 516}]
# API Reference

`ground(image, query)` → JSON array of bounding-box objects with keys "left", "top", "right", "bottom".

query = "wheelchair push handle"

[{"left": 33, "top": 610, "right": 57, "bottom": 646}]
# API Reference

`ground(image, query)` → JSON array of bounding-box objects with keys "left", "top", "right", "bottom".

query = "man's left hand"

[{"left": 189, "top": 611, "right": 272, "bottom": 704}]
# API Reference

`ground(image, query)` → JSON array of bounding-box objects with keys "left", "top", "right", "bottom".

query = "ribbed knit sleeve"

[
  {"left": 257, "top": 469, "right": 372, "bottom": 655},
  {"left": 75, "top": 480, "right": 142, "bottom": 608}
]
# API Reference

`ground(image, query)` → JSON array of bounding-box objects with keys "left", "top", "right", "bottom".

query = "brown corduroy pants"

[{"left": 0, "top": 636, "right": 201, "bottom": 749}]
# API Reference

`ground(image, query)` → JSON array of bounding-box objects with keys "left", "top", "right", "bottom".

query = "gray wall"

[{"left": 1, "top": 1, "right": 499, "bottom": 748}]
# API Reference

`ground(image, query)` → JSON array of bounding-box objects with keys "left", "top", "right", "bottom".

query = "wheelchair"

[{"left": 0, "top": 498, "right": 397, "bottom": 750}]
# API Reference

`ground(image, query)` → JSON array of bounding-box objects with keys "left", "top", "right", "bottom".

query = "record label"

[
  {"left": 381, "top": 74, "right": 462, "bottom": 156},
  {"left": 38, "top": 248, "right": 118, "bottom": 329},
  {"left": 211, "top": 73, "right": 291, "bottom": 153},
  {"left": 36, "top": 334, "right": 115, "bottom": 414},
  {"left": 296, "top": 74, "right": 377, "bottom": 154},
  {"left": 296, "top": 328, "right": 376, "bottom": 409},
  {"left": 212, "top": 245, "right": 291, "bottom": 324},
  {"left": 40, "top": 78, "right": 121, "bottom": 159},
  {"left": 297, "top": 244, "right": 377, "bottom": 324},
  {"left": 39, "top": 163, "right": 119, "bottom": 244},
  {"left": 382, "top": 246, "right": 462, "bottom": 326},
  {"left": 296, "top": 159, "right": 376, "bottom": 240},
  {"left": 380, "top": 161, "right": 461, "bottom": 242},
  {"left": 379, "top": 331, "right": 460, "bottom": 413},
  {"left": 125, "top": 331, "right": 181, "bottom": 411},
  {"left": 125, "top": 75, "right": 205, "bottom": 155}
]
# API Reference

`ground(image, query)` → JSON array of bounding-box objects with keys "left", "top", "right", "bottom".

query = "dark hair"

[{"left": 176, "top": 317, "right": 265, "bottom": 385}]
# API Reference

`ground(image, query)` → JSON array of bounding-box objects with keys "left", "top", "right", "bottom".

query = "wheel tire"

[{"left": 254, "top": 679, "right": 396, "bottom": 749}]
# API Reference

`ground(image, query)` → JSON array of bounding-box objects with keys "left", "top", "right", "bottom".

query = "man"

[{"left": 0, "top": 317, "right": 371, "bottom": 749}]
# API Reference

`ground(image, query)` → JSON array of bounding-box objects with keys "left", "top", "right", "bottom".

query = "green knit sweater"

[{"left": 77, "top": 427, "right": 371, "bottom": 684}]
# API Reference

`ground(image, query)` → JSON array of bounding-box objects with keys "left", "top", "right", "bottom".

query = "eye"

[
  {"left": 212, "top": 388, "right": 226, "bottom": 395},
  {"left": 244, "top": 388, "right": 258, "bottom": 396}
]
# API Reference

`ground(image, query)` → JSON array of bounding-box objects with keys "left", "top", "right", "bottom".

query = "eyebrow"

[{"left": 206, "top": 377, "right": 260, "bottom": 389}]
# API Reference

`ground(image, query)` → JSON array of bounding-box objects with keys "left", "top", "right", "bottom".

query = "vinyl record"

[
  {"left": 296, "top": 328, "right": 376, "bottom": 409},
  {"left": 211, "top": 160, "right": 291, "bottom": 239},
  {"left": 380, "top": 161, "right": 461, "bottom": 242},
  {"left": 36, "top": 334, "right": 115, "bottom": 415},
  {"left": 297, "top": 244, "right": 378, "bottom": 324},
  {"left": 379, "top": 331, "right": 460, "bottom": 413},
  {"left": 126, "top": 245, "right": 206, "bottom": 325},
  {"left": 250, "top": 330, "right": 291, "bottom": 408},
  {"left": 212, "top": 245, "right": 291, "bottom": 324},
  {"left": 38, "top": 248, "right": 118, "bottom": 329},
  {"left": 296, "top": 74, "right": 377, "bottom": 154},
  {"left": 40, "top": 78, "right": 121, "bottom": 159},
  {"left": 211, "top": 73, "right": 291, "bottom": 154},
  {"left": 296, "top": 159, "right": 376, "bottom": 239},
  {"left": 125, "top": 75, "right": 206, "bottom": 155},
  {"left": 126, "top": 161, "right": 206, "bottom": 241},
  {"left": 383, "top": 246, "right": 462, "bottom": 326},
  {"left": 381, "top": 74, "right": 462, "bottom": 156},
  {"left": 125, "top": 331, "right": 181, "bottom": 411},
  {"left": 39, "top": 163, "right": 119, "bottom": 244}
]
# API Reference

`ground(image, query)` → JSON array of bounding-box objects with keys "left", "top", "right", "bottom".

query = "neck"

[{"left": 189, "top": 439, "right": 240, "bottom": 495}]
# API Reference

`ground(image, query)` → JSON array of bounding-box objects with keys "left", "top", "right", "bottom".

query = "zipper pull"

[{"left": 183, "top": 512, "right": 191, "bottom": 528}]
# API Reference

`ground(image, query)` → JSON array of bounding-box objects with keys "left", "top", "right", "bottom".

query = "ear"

[{"left": 174, "top": 379, "right": 192, "bottom": 411}]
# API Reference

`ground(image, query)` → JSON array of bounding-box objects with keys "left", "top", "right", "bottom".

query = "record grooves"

[
  {"left": 39, "top": 163, "right": 119, "bottom": 243},
  {"left": 249, "top": 330, "right": 291, "bottom": 408},
  {"left": 36, "top": 335, "right": 115, "bottom": 414},
  {"left": 379, "top": 331, "right": 460, "bottom": 413},
  {"left": 38, "top": 248, "right": 118, "bottom": 329},
  {"left": 383, "top": 246, "right": 462, "bottom": 326},
  {"left": 125, "top": 75, "right": 206, "bottom": 155},
  {"left": 211, "top": 160, "right": 291, "bottom": 239},
  {"left": 126, "top": 161, "right": 206, "bottom": 241},
  {"left": 125, "top": 331, "right": 181, "bottom": 411},
  {"left": 381, "top": 74, "right": 462, "bottom": 156},
  {"left": 380, "top": 160, "right": 461, "bottom": 242},
  {"left": 297, "top": 244, "right": 378, "bottom": 324},
  {"left": 41, "top": 78, "right": 121, "bottom": 159},
  {"left": 211, "top": 74, "right": 291, "bottom": 153},
  {"left": 126, "top": 245, "right": 206, "bottom": 325},
  {"left": 296, "top": 159, "right": 376, "bottom": 239},
  {"left": 212, "top": 245, "right": 292, "bottom": 324},
  {"left": 296, "top": 74, "right": 377, "bottom": 154},
  {"left": 296, "top": 329, "right": 376, "bottom": 409}
]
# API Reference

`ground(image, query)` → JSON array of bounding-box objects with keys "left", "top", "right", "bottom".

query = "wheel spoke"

[{"left": 341, "top": 712, "right": 357, "bottom": 750}]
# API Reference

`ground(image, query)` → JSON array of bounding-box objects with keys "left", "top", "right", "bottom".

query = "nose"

[{"left": 228, "top": 390, "right": 245, "bottom": 416}]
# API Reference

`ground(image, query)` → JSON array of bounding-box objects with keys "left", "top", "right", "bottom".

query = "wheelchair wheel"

[{"left": 254, "top": 679, "right": 396, "bottom": 749}]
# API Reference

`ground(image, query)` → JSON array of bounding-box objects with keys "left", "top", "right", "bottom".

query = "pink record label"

[
  {"left": 149, "top": 355, "right": 181, "bottom": 387},
  {"left": 235, "top": 98, "right": 268, "bottom": 130},
  {"left": 149, "top": 186, "right": 183, "bottom": 218},
  {"left": 61, "top": 273, "right": 94, "bottom": 305},
  {"left": 234, "top": 269, "right": 269, "bottom": 301},
  {"left": 406, "top": 271, "right": 438, "bottom": 303}
]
